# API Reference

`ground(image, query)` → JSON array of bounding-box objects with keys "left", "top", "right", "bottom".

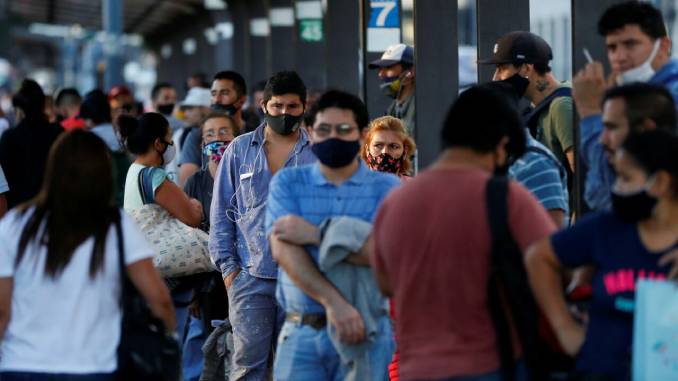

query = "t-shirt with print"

[
  {"left": 551, "top": 212, "right": 671, "bottom": 380},
  {"left": 371, "top": 168, "right": 556, "bottom": 381},
  {"left": 123, "top": 163, "right": 169, "bottom": 212},
  {"left": 535, "top": 86, "right": 574, "bottom": 171},
  {"left": 0, "top": 208, "right": 153, "bottom": 374}
]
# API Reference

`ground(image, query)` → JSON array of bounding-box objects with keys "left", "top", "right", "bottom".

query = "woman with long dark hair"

[
  {"left": 0, "top": 130, "right": 174, "bottom": 381},
  {"left": 526, "top": 130, "right": 678, "bottom": 380}
]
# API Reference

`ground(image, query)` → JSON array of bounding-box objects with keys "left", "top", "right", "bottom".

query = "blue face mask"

[{"left": 311, "top": 138, "right": 360, "bottom": 168}]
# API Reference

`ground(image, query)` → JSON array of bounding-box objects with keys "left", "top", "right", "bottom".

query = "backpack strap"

[
  {"left": 524, "top": 145, "right": 568, "bottom": 184},
  {"left": 486, "top": 176, "right": 517, "bottom": 381},
  {"left": 524, "top": 87, "right": 572, "bottom": 138},
  {"left": 137, "top": 167, "right": 157, "bottom": 205}
]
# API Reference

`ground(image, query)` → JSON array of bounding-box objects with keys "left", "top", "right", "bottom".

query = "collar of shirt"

[
  {"left": 651, "top": 58, "right": 678, "bottom": 84},
  {"left": 310, "top": 160, "right": 372, "bottom": 186}
]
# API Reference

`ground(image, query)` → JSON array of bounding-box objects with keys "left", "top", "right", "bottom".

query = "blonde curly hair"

[{"left": 360, "top": 116, "right": 416, "bottom": 176}]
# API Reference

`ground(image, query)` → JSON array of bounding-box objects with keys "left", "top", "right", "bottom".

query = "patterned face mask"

[
  {"left": 367, "top": 152, "right": 403, "bottom": 174},
  {"left": 202, "top": 140, "right": 231, "bottom": 164}
]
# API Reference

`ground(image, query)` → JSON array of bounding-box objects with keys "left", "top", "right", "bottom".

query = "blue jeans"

[
  {"left": 0, "top": 373, "right": 114, "bottom": 381},
  {"left": 273, "top": 316, "right": 394, "bottom": 381},
  {"left": 183, "top": 314, "right": 207, "bottom": 381},
  {"left": 413, "top": 361, "right": 528, "bottom": 381},
  {"left": 227, "top": 270, "right": 284, "bottom": 380}
]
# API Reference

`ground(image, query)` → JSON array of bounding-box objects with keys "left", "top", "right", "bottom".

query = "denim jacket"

[
  {"left": 582, "top": 59, "right": 678, "bottom": 211},
  {"left": 209, "top": 123, "right": 316, "bottom": 279}
]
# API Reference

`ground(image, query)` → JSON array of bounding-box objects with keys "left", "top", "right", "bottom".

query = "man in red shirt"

[{"left": 371, "top": 84, "right": 557, "bottom": 381}]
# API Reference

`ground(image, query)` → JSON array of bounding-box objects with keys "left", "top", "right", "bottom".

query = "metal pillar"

[
  {"left": 247, "top": 0, "right": 271, "bottom": 89},
  {"left": 294, "top": 0, "right": 326, "bottom": 91},
  {"left": 211, "top": 10, "right": 235, "bottom": 73},
  {"left": 231, "top": 1, "right": 250, "bottom": 84},
  {"left": 269, "top": 0, "right": 296, "bottom": 74},
  {"left": 476, "top": 0, "right": 530, "bottom": 84},
  {"left": 103, "top": 0, "right": 124, "bottom": 90},
  {"left": 325, "top": 0, "right": 361, "bottom": 95},
  {"left": 413, "top": 0, "right": 458, "bottom": 168}
]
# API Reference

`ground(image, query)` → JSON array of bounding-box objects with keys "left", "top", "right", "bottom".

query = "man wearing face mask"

[
  {"left": 209, "top": 71, "right": 316, "bottom": 381},
  {"left": 151, "top": 82, "right": 184, "bottom": 132},
  {"left": 266, "top": 90, "right": 400, "bottom": 380},
  {"left": 480, "top": 32, "right": 575, "bottom": 189},
  {"left": 369, "top": 44, "right": 416, "bottom": 136},
  {"left": 371, "top": 84, "right": 556, "bottom": 381},
  {"left": 573, "top": 1, "right": 678, "bottom": 211},
  {"left": 175, "top": 87, "right": 212, "bottom": 186},
  {"left": 179, "top": 71, "right": 249, "bottom": 187}
]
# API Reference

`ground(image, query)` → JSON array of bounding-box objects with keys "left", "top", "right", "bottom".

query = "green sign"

[{"left": 299, "top": 19, "right": 323, "bottom": 42}]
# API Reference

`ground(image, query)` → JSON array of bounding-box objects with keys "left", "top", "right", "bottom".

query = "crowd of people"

[{"left": 0, "top": 1, "right": 678, "bottom": 381}]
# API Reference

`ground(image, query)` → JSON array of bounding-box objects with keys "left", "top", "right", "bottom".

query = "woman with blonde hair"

[{"left": 361, "top": 116, "right": 416, "bottom": 178}]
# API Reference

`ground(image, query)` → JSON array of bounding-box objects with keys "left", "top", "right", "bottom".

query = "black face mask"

[
  {"left": 266, "top": 113, "right": 302, "bottom": 135},
  {"left": 312, "top": 138, "right": 360, "bottom": 168},
  {"left": 211, "top": 103, "right": 238, "bottom": 116},
  {"left": 157, "top": 104, "right": 175, "bottom": 116},
  {"left": 611, "top": 188, "right": 658, "bottom": 223},
  {"left": 499, "top": 73, "right": 530, "bottom": 99}
]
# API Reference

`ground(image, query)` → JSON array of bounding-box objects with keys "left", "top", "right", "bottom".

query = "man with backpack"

[
  {"left": 480, "top": 31, "right": 575, "bottom": 200},
  {"left": 371, "top": 84, "right": 556, "bottom": 381}
]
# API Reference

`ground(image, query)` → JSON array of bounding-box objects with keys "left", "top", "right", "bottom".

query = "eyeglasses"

[
  {"left": 313, "top": 123, "right": 358, "bottom": 138},
  {"left": 203, "top": 127, "right": 232, "bottom": 140}
]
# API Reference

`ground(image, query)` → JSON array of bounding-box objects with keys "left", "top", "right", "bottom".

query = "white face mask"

[
  {"left": 162, "top": 142, "right": 176, "bottom": 164},
  {"left": 616, "top": 39, "right": 662, "bottom": 85}
]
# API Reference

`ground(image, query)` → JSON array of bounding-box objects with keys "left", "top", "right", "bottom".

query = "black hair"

[
  {"left": 13, "top": 79, "right": 46, "bottom": 120},
  {"left": 254, "top": 80, "right": 267, "bottom": 92},
  {"left": 151, "top": 82, "right": 174, "bottom": 101},
  {"left": 598, "top": 1, "right": 667, "bottom": 39},
  {"left": 441, "top": 83, "right": 526, "bottom": 157},
  {"left": 17, "top": 129, "right": 117, "bottom": 278},
  {"left": 213, "top": 71, "right": 247, "bottom": 98},
  {"left": 603, "top": 83, "right": 677, "bottom": 133},
  {"left": 306, "top": 90, "right": 369, "bottom": 130},
  {"left": 263, "top": 71, "right": 307, "bottom": 106},
  {"left": 622, "top": 129, "right": 678, "bottom": 196},
  {"left": 513, "top": 62, "right": 551, "bottom": 75},
  {"left": 118, "top": 112, "right": 170, "bottom": 155},
  {"left": 54, "top": 88, "right": 81, "bottom": 108},
  {"left": 79, "top": 89, "right": 112, "bottom": 124}
]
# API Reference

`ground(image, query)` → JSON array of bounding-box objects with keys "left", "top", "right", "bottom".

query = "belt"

[{"left": 285, "top": 312, "right": 327, "bottom": 330}]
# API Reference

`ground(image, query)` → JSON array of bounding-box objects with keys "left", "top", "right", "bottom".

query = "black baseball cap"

[{"left": 478, "top": 31, "right": 553, "bottom": 65}]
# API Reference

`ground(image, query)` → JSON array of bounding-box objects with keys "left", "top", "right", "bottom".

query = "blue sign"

[{"left": 369, "top": 0, "right": 400, "bottom": 28}]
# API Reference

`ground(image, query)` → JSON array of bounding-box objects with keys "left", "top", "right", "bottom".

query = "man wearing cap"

[
  {"left": 572, "top": 1, "right": 678, "bottom": 211},
  {"left": 108, "top": 85, "right": 139, "bottom": 122},
  {"left": 173, "top": 87, "right": 212, "bottom": 186},
  {"left": 369, "top": 44, "right": 416, "bottom": 136},
  {"left": 481, "top": 31, "right": 575, "bottom": 197}
]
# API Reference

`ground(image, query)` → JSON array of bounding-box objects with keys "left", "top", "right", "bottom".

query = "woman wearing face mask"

[
  {"left": 360, "top": 116, "right": 416, "bottom": 179},
  {"left": 185, "top": 112, "right": 238, "bottom": 233},
  {"left": 179, "top": 113, "right": 237, "bottom": 381},
  {"left": 120, "top": 113, "right": 202, "bottom": 227},
  {"left": 360, "top": 116, "right": 415, "bottom": 381},
  {"left": 525, "top": 130, "right": 678, "bottom": 381}
]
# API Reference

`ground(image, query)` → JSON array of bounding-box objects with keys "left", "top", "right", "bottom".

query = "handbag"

[
  {"left": 128, "top": 166, "right": 215, "bottom": 278},
  {"left": 114, "top": 213, "right": 181, "bottom": 381},
  {"left": 632, "top": 279, "right": 678, "bottom": 381}
]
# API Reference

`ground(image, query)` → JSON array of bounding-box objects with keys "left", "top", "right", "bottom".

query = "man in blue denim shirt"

[
  {"left": 573, "top": 1, "right": 678, "bottom": 211},
  {"left": 209, "top": 71, "right": 316, "bottom": 380},
  {"left": 266, "top": 90, "right": 399, "bottom": 380}
]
